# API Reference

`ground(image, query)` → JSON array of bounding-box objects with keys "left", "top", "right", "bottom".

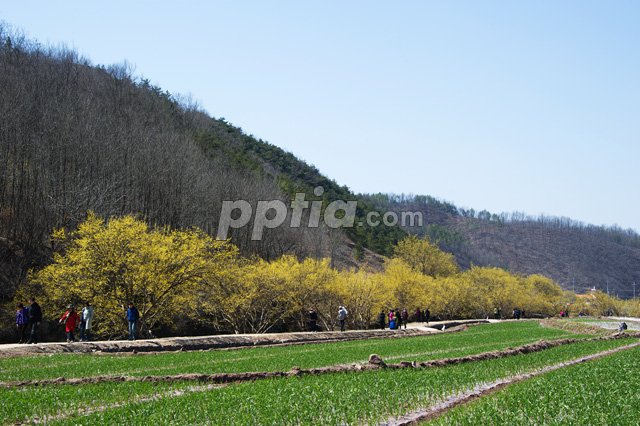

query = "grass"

[
  {"left": 33, "top": 338, "right": 633, "bottom": 426},
  {"left": 0, "top": 321, "right": 633, "bottom": 425},
  {"left": 430, "top": 344, "right": 640, "bottom": 425}
]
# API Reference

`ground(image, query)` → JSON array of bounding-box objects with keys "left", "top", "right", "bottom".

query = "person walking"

[
  {"left": 378, "top": 310, "right": 386, "bottom": 330},
  {"left": 126, "top": 302, "right": 140, "bottom": 340},
  {"left": 59, "top": 305, "right": 80, "bottom": 343},
  {"left": 415, "top": 308, "right": 422, "bottom": 323},
  {"left": 424, "top": 308, "right": 430, "bottom": 325},
  {"left": 16, "top": 303, "right": 29, "bottom": 343},
  {"left": 401, "top": 308, "right": 408, "bottom": 329},
  {"left": 26, "top": 297, "right": 43, "bottom": 344},
  {"left": 338, "top": 306, "right": 348, "bottom": 332},
  {"left": 80, "top": 301, "right": 94, "bottom": 342},
  {"left": 308, "top": 307, "right": 317, "bottom": 332}
]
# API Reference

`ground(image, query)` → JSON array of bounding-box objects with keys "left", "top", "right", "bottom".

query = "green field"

[
  {"left": 1, "top": 321, "right": 637, "bottom": 425},
  {"left": 431, "top": 344, "right": 640, "bottom": 425}
]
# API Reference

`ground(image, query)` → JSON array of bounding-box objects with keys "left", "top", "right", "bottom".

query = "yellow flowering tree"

[
  {"left": 25, "top": 212, "right": 237, "bottom": 338},
  {"left": 394, "top": 235, "right": 458, "bottom": 278},
  {"left": 376, "top": 257, "right": 432, "bottom": 313}
]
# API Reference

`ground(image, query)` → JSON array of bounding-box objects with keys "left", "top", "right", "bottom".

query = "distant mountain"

[{"left": 361, "top": 194, "right": 640, "bottom": 299}]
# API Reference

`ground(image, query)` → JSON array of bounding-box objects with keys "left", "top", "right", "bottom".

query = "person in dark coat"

[
  {"left": 378, "top": 310, "right": 386, "bottom": 330},
  {"left": 401, "top": 308, "right": 408, "bottom": 329},
  {"left": 26, "top": 297, "right": 43, "bottom": 344},
  {"left": 424, "top": 308, "right": 430, "bottom": 324},
  {"left": 16, "top": 303, "right": 29, "bottom": 343},
  {"left": 309, "top": 308, "right": 318, "bottom": 332}
]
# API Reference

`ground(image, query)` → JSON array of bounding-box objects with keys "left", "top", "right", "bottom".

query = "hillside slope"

[
  {"left": 363, "top": 194, "right": 640, "bottom": 298},
  {"left": 0, "top": 25, "right": 398, "bottom": 304}
]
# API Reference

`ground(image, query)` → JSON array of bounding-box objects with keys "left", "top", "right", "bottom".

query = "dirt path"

[{"left": 0, "top": 320, "right": 488, "bottom": 358}]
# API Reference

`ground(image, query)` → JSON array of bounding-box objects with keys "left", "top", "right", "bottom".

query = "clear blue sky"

[{"left": 2, "top": 1, "right": 639, "bottom": 231}]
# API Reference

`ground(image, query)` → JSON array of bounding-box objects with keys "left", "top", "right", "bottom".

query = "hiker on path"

[
  {"left": 378, "top": 310, "right": 386, "bottom": 330},
  {"left": 126, "top": 302, "right": 140, "bottom": 340},
  {"left": 59, "top": 305, "right": 80, "bottom": 343},
  {"left": 80, "top": 301, "right": 94, "bottom": 342},
  {"left": 26, "top": 297, "right": 43, "bottom": 344},
  {"left": 401, "top": 308, "right": 408, "bottom": 329},
  {"left": 338, "top": 306, "right": 348, "bottom": 332},
  {"left": 309, "top": 308, "right": 318, "bottom": 332},
  {"left": 16, "top": 303, "right": 29, "bottom": 343},
  {"left": 415, "top": 308, "right": 422, "bottom": 323}
]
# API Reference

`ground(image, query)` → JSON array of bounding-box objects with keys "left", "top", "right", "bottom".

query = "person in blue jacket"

[
  {"left": 126, "top": 302, "right": 140, "bottom": 340},
  {"left": 16, "top": 303, "right": 29, "bottom": 343}
]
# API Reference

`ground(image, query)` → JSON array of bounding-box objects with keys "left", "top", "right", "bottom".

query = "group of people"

[
  {"left": 493, "top": 307, "right": 524, "bottom": 320},
  {"left": 58, "top": 302, "right": 94, "bottom": 343},
  {"left": 15, "top": 298, "right": 142, "bottom": 343},
  {"left": 308, "top": 306, "right": 430, "bottom": 333},
  {"left": 377, "top": 307, "right": 430, "bottom": 330},
  {"left": 15, "top": 297, "right": 42, "bottom": 344},
  {"left": 307, "top": 305, "right": 349, "bottom": 332}
]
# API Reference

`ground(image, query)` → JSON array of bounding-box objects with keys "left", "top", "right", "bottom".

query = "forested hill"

[
  {"left": 0, "top": 25, "right": 403, "bottom": 303},
  {"left": 362, "top": 194, "right": 640, "bottom": 299}
]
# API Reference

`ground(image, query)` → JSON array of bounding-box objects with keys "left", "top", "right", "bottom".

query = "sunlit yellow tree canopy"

[
  {"left": 20, "top": 213, "right": 636, "bottom": 339},
  {"left": 25, "top": 212, "right": 237, "bottom": 337},
  {"left": 394, "top": 235, "right": 458, "bottom": 278}
]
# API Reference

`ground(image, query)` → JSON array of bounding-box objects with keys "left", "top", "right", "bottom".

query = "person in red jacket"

[{"left": 59, "top": 305, "right": 81, "bottom": 343}]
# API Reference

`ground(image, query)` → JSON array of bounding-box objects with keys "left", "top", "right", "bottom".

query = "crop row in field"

[
  {"left": 1, "top": 331, "right": 635, "bottom": 425},
  {"left": 0, "top": 321, "right": 596, "bottom": 382},
  {"left": 2, "top": 335, "right": 630, "bottom": 389},
  {"left": 430, "top": 344, "right": 640, "bottom": 425},
  {"left": 42, "top": 338, "right": 635, "bottom": 426}
]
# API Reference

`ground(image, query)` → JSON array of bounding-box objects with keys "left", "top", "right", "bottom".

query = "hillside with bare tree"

[{"left": 362, "top": 193, "right": 640, "bottom": 299}]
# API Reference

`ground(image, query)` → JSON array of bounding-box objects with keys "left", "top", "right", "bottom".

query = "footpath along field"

[{"left": 0, "top": 320, "right": 638, "bottom": 425}]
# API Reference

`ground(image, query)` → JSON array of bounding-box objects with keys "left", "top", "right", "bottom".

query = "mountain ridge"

[{"left": 361, "top": 193, "right": 640, "bottom": 299}]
